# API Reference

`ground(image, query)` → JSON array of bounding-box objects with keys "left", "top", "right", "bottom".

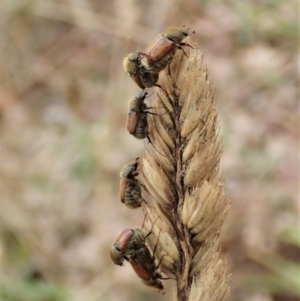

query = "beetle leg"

[
  {"left": 145, "top": 111, "right": 168, "bottom": 116},
  {"left": 178, "top": 45, "right": 189, "bottom": 58},
  {"left": 156, "top": 255, "right": 167, "bottom": 270},
  {"left": 123, "top": 254, "right": 130, "bottom": 262},
  {"left": 141, "top": 212, "right": 148, "bottom": 229},
  {"left": 177, "top": 42, "right": 196, "bottom": 58},
  {"left": 179, "top": 42, "right": 195, "bottom": 49},
  {"left": 137, "top": 52, "right": 154, "bottom": 60},
  {"left": 144, "top": 216, "right": 160, "bottom": 239},
  {"left": 144, "top": 106, "right": 168, "bottom": 116},
  {"left": 155, "top": 255, "right": 176, "bottom": 280},
  {"left": 131, "top": 170, "right": 139, "bottom": 177},
  {"left": 146, "top": 134, "right": 166, "bottom": 157},
  {"left": 139, "top": 182, "right": 149, "bottom": 193},
  {"left": 154, "top": 83, "right": 165, "bottom": 92},
  {"left": 154, "top": 83, "right": 170, "bottom": 96},
  {"left": 152, "top": 228, "right": 162, "bottom": 258},
  {"left": 167, "top": 62, "right": 173, "bottom": 80}
]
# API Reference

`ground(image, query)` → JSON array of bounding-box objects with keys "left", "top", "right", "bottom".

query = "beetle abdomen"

[{"left": 124, "top": 178, "right": 142, "bottom": 208}]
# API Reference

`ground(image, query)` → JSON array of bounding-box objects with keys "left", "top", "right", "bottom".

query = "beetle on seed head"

[
  {"left": 123, "top": 52, "right": 162, "bottom": 90},
  {"left": 126, "top": 92, "right": 166, "bottom": 157},
  {"left": 163, "top": 27, "right": 189, "bottom": 44},
  {"left": 123, "top": 26, "right": 194, "bottom": 90},
  {"left": 110, "top": 227, "right": 149, "bottom": 266},
  {"left": 128, "top": 228, "right": 169, "bottom": 292},
  {"left": 110, "top": 220, "right": 169, "bottom": 292},
  {"left": 127, "top": 91, "right": 149, "bottom": 140},
  {"left": 129, "top": 252, "right": 164, "bottom": 291},
  {"left": 123, "top": 52, "right": 145, "bottom": 89},
  {"left": 139, "top": 26, "right": 195, "bottom": 75},
  {"left": 119, "top": 158, "right": 144, "bottom": 209}
]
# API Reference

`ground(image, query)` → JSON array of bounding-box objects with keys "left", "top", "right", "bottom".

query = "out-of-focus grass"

[
  {"left": 251, "top": 257, "right": 300, "bottom": 296},
  {"left": 0, "top": 0, "right": 298, "bottom": 300},
  {"left": 247, "top": 226, "right": 300, "bottom": 299},
  {"left": 0, "top": 279, "right": 68, "bottom": 301}
]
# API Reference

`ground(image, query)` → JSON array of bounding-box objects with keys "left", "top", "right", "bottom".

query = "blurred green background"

[{"left": 0, "top": 0, "right": 298, "bottom": 300}]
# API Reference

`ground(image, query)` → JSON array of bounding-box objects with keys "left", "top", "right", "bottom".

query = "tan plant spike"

[{"left": 139, "top": 36, "right": 231, "bottom": 301}]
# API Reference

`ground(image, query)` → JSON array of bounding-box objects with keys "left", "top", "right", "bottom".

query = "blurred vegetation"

[{"left": 0, "top": 0, "right": 298, "bottom": 300}]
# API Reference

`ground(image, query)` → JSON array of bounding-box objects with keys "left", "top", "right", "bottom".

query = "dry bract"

[{"left": 187, "top": 253, "right": 230, "bottom": 301}]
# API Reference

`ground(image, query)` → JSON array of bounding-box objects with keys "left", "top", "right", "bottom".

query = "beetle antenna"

[{"left": 145, "top": 110, "right": 168, "bottom": 117}]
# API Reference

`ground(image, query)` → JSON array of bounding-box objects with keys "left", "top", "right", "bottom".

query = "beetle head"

[
  {"left": 120, "top": 159, "right": 139, "bottom": 178},
  {"left": 164, "top": 27, "right": 189, "bottom": 43},
  {"left": 123, "top": 52, "right": 140, "bottom": 74},
  {"left": 110, "top": 246, "right": 124, "bottom": 266}
]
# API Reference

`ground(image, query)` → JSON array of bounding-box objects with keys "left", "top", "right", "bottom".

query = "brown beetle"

[
  {"left": 123, "top": 52, "right": 145, "bottom": 89},
  {"left": 128, "top": 229, "right": 168, "bottom": 292},
  {"left": 123, "top": 53, "right": 160, "bottom": 89},
  {"left": 110, "top": 228, "right": 135, "bottom": 266},
  {"left": 139, "top": 26, "right": 194, "bottom": 75},
  {"left": 123, "top": 27, "right": 193, "bottom": 90},
  {"left": 129, "top": 251, "right": 164, "bottom": 291},
  {"left": 110, "top": 218, "right": 159, "bottom": 265},
  {"left": 127, "top": 92, "right": 166, "bottom": 156},
  {"left": 110, "top": 227, "right": 150, "bottom": 266},
  {"left": 119, "top": 158, "right": 144, "bottom": 209},
  {"left": 127, "top": 91, "right": 150, "bottom": 140},
  {"left": 110, "top": 220, "right": 168, "bottom": 291}
]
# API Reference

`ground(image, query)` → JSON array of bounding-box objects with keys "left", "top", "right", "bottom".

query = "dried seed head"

[{"left": 137, "top": 36, "right": 230, "bottom": 299}]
